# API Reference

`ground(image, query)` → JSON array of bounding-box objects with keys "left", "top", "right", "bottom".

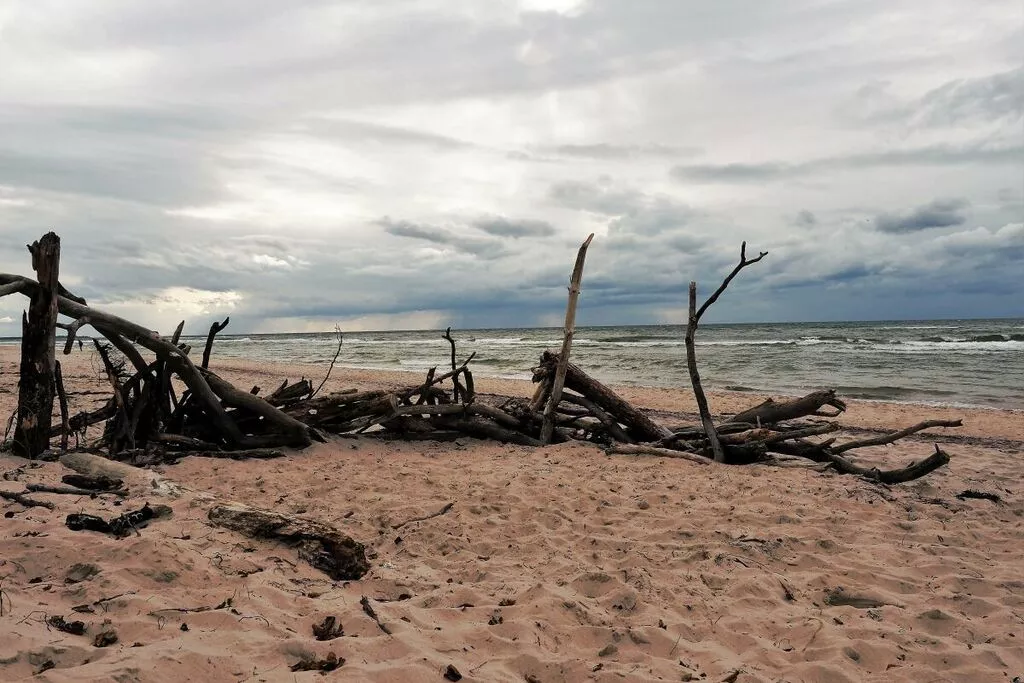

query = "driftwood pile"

[{"left": 1, "top": 232, "right": 963, "bottom": 578}]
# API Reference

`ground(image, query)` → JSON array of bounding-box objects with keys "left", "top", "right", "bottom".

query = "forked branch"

[{"left": 685, "top": 241, "right": 768, "bottom": 462}]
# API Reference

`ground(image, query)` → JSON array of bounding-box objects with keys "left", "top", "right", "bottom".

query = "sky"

[{"left": 0, "top": 0, "right": 1022, "bottom": 334}]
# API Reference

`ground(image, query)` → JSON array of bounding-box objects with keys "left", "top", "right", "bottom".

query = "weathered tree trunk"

[
  {"left": 541, "top": 233, "right": 594, "bottom": 444},
  {"left": 13, "top": 233, "right": 61, "bottom": 458},
  {"left": 685, "top": 281, "right": 725, "bottom": 462},
  {"left": 727, "top": 389, "right": 847, "bottom": 425}
]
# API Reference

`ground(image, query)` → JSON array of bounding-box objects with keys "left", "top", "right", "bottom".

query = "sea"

[{"left": 183, "top": 318, "right": 1024, "bottom": 410}]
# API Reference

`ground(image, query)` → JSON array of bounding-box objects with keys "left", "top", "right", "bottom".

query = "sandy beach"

[{"left": 1, "top": 347, "right": 1022, "bottom": 682}]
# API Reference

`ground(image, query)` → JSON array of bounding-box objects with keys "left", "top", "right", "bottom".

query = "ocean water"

[{"left": 185, "top": 319, "right": 1024, "bottom": 410}]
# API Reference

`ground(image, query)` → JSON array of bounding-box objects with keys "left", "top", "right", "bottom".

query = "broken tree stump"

[
  {"left": 13, "top": 232, "right": 61, "bottom": 458},
  {"left": 207, "top": 503, "right": 369, "bottom": 580}
]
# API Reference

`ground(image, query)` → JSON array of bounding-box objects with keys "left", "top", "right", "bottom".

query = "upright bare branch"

[
  {"left": 541, "top": 233, "right": 594, "bottom": 444},
  {"left": 13, "top": 233, "right": 60, "bottom": 458},
  {"left": 311, "top": 326, "right": 344, "bottom": 399},
  {"left": 685, "top": 242, "right": 767, "bottom": 463},
  {"left": 202, "top": 316, "right": 230, "bottom": 369}
]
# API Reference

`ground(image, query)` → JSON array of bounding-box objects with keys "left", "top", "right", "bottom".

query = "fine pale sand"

[{"left": 1, "top": 348, "right": 1022, "bottom": 682}]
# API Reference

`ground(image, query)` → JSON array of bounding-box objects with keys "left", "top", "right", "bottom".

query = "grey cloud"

[
  {"left": 875, "top": 199, "right": 970, "bottom": 234},
  {"left": 543, "top": 143, "right": 701, "bottom": 160},
  {"left": 380, "top": 218, "right": 456, "bottom": 246},
  {"left": 914, "top": 67, "right": 1024, "bottom": 127},
  {"left": 548, "top": 180, "right": 645, "bottom": 215},
  {"left": 472, "top": 216, "right": 555, "bottom": 238},
  {"left": 379, "top": 217, "right": 508, "bottom": 259},
  {"left": 0, "top": 105, "right": 255, "bottom": 206},
  {"left": 671, "top": 142, "right": 1024, "bottom": 183},
  {"left": 854, "top": 67, "right": 1024, "bottom": 128},
  {"left": 297, "top": 117, "right": 480, "bottom": 151},
  {"left": 794, "top": 210, "right": 817, "bottom": 227}
]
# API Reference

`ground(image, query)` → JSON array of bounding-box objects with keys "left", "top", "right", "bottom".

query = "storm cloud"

[
  {"left": 875, "top": 199, "right": 970, "bottom": 234},
  {"left": 0, "top": 0, "right": 1020, "bottom": 333}
]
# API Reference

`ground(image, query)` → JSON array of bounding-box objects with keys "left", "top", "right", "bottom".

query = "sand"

[{"left": 1, "top": 348, "right": 1022, "bottom": 682}]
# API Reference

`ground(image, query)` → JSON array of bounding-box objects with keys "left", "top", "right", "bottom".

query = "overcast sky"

[{"left": 1, "top": 0, "right": 1021, "bottom": 334}]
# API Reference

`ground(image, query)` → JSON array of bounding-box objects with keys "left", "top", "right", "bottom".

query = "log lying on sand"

[
  {"left": 208, "top": 504, "right": 369, "bottom": 580},
  {"left": 727, "top": 390, "right": 848, "bottom": 425},
  {"left": 828, "top": 444, "right": 952, "bottom": 484},
  {"left": 58, "top": 451, "right": 369, "bottom": 579},
  {"left": 535, "top": 351, "right": 671, "bottom": 442}
]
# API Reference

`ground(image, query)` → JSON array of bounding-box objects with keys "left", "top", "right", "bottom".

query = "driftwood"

[
  {"left": 685, "top": 242, "right": 767, "bottom": 462},
  {"left": 606, "top": 443, "right": 711, "bottom": 465},
  {"left": 728, "top": 390, "right": 847, "bottom": 425},
  {"left": 535, "top": 351, "right": 671, "bottom": 442},
  {"left": 202, "top": 370, "right": 317, "bottom": 448},
  {"left": 208, "top": 503, "right": 369, "bottom": 580},
  {"left": 26, "top": 482, "right": 127, "bottom": 497},
  {"left": 831, "top": 419, "right": 962, "bottom": 453},
  {"left": 310, "top": 326, "right": 343, "bottom": 399},
  {"left": 541, "top": 233, "right": 594, "bottom": 444},
  {"left": 827, "top": 444, "right": 951, "bottom": 484},
  {"left": 0, "top": 233, "right": 959, "bottom": 487},
  {"left": 202, "top": 317, "right": 230, "bottom": 369},
  {"left": 12, "top": 233, "right": 61, "bottom": 458},
  {"left": 54, "top": 360, "right": 71, "bottom": 452},
  {"left": 0, "top": 490, "right": 55, "bottom": 509}
]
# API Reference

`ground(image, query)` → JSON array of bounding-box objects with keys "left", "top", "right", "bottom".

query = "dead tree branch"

[
  {"left": 311, "top": 326, "right": 344, "bottom": 399},
  {"left": 832, "top": 419, "right": 963, "bottom": 454},
  {"left": 684, "top": 242, "right": 768, "bottom": 463},
  {"left": 202, "top": 317, "right": 230, "bottom": 369},
  {"left": 542, "top": 233, "right": 594, "bottom": 444},
  {"left": 828, "top": 444, "right": 951, "bottom": 483}
]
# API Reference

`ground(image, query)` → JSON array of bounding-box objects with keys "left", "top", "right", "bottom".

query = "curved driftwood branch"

[
  {"left": 828, "top": 444, "right": 951, "bottom": 483},
  {"left": 62, "top": 316, "right": 91, "bottom": 355},
  {"left": 832, "top": 419, "right": 963, "bottom": 454},
  {"left": 694, "top": 241, "right": 768, "bottom": 321},
  {"left": 0, "top": 280, "right": 27, "bottom": 298},
  {"left": 311, "top": 326, "right": 343, "bottom": 399},
  {"left": 686, "top": 281, "right": 725, "bottom": 462},
  {"left": 202, "top": 316, "right": 230, "bottom": 369},
  {"left": 97, "top": 326, "right": 151, "bottom": 378},
  {"left": 683, "top": 242, "right": 768, "bottom": 463}
]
